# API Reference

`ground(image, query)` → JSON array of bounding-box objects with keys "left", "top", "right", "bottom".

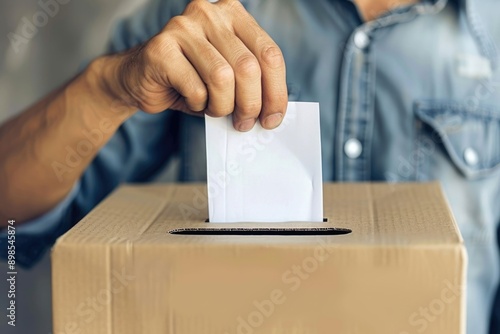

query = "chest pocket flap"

[{"left": 415, "top": 100, "right": 500, "bottom": 179}]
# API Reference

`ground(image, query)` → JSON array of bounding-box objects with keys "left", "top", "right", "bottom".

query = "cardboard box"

[{"left": 52, "top": 182, "right": 466, "bottom": 334}]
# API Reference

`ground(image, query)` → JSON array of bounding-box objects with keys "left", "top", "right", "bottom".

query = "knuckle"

[
  {"left": 194, "top": 1, "right": 219, "bottom": 23},
  {"left": 237, "top": 101, "right": 261, "bottom": 116},
  {"left": 260, "top": 45, "right": 285, "bottom": 69},
  {"left": 209, "top": 63, "right": 234, "bottom": 88},
  {"left": 190, "top": 86, "right": 208, "bottom": 104},
  {"left": 144, "top": 34, "right": 177, "bottom": 62},
  {"left": 224, "top": 0, "right": 245, "bottom": 12},
  {"left": 234, "top": 55, "right": 261, "bottom": 78},
  {"left": 185, "top": 0, "right": 210, "bottom": 16},
  {"left": 166, "top": 15, "right": 192, "bottom": 31}
]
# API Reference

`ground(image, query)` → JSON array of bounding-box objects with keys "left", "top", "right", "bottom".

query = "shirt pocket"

[{"left": 415, "top": 100, "right": 500, "bottom": 179}]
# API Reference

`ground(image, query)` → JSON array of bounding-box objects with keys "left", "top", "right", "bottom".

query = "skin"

[
  {"left": 356, "top": 0, "right": 418, "bottom": 21},
  {"left": 0, "top": 0, "right": 415, "bottom": 226}
]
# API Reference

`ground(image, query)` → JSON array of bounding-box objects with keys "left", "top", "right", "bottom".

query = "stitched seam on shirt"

[
  {"left": 336, "top": 42, "right": 356, "bottom": 180},
  {"left": 418, "top": 103, "right": 500, "bottom": 120},
  {"left": 363, "top": 48, "right": 376, "bottom": 181},
  {"left": 465, "top": 0, "right": 498, "bottom": 69}
]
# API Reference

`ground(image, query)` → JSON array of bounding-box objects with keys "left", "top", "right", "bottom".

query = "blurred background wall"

[{"left": 1, "top": 1, "right": 148, "bottom": 332}]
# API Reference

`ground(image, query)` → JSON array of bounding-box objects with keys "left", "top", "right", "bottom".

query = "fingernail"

[
  {"left": 237, "top": 119, "right": 256, "bottom": 132},
  {"left": 263, "top": 113, "right": 283, "bottom": 129}
]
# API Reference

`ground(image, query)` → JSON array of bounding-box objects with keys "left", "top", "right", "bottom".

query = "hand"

[{"left": 103, "top": 0, "right": 288, "bottom": 131}]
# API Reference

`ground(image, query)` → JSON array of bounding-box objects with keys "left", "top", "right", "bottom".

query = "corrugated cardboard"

[{"left": 52, "top": 182, "right": 466, "bottom": 334}]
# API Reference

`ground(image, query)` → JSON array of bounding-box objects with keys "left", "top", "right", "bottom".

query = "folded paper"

[{"left": 205, "top": 102, "right": 323, "bottom": 222}]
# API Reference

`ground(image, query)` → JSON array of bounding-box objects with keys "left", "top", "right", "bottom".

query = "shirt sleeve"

[
  {"left": 0, "top": 183, "right": 80, "bottom": 267},
  {"left": 0, "top": 0, "right": 190, "bottom": 268}
]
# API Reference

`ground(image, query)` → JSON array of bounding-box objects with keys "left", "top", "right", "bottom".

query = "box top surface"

[
  {"left": 52, "top": 182, "right": 467, "bottom": 334},
  {"left": 56, "top": 182, "right": 462, "bottom": 247}
]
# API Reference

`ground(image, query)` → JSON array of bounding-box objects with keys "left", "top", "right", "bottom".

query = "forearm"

[
  {"left": 0, "top": 56, "right": 136, "bottom": 225},
  {"left": 0, "top": 0, "right": 290, "bottom": 226}
]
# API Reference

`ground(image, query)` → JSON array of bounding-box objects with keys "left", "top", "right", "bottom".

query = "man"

[{"left": 0, "top": 0, "right": 498, "bottom": 332}]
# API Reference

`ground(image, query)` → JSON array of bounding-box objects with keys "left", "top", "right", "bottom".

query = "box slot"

[
  {"left": 169, "top": 227, "right": 351, "bottom": 236},
  {"left": 204, "top": 218, "right": 330, "bottom": 223}
]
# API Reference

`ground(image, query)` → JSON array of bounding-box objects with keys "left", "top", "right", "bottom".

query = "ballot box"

[{"left": 51, "top": 182, "right": 466, "bottom": 334}]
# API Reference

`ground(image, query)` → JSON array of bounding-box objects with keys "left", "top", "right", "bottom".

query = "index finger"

[{"left": 224, "top": 1, "right": 288, "bottom": 129}]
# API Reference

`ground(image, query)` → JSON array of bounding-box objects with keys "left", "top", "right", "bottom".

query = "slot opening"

[
  {"left": 204, "top": 217, "right": 329, "bottom": 223},
  {"left": 169, "top": 227, "right": 351, "bottom": 236}
]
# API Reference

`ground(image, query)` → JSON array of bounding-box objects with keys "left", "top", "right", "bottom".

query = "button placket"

[{"left": 336, "top": 27, "right": 375, "bottom": 181}]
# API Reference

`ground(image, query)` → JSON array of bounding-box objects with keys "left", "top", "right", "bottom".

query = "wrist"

[{"left": 84, "top": 54, "right": 138, "bottom": 121}]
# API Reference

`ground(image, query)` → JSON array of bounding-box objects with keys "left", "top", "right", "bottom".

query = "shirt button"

[
  {"left": 463, "top": 148, "right": 479, "bottom": 166},
  {"left": 353, "top": 30, "right": 370, "bottom": 49},
  {"left": 344, "top": 138, "right": 363, "bottom": 159}
]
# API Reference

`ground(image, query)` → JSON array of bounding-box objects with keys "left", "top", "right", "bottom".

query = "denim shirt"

[{"left": 1, "top": 0, "right": 499, "bottom": 333}]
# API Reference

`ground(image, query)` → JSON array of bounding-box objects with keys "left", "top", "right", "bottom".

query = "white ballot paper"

[{"left": 205, "top": 102, "right": 323, "bottom": 223}]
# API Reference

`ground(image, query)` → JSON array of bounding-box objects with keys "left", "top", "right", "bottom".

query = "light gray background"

[{"left": 1, "top": 1, "right": 148, "bottom": 333}]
